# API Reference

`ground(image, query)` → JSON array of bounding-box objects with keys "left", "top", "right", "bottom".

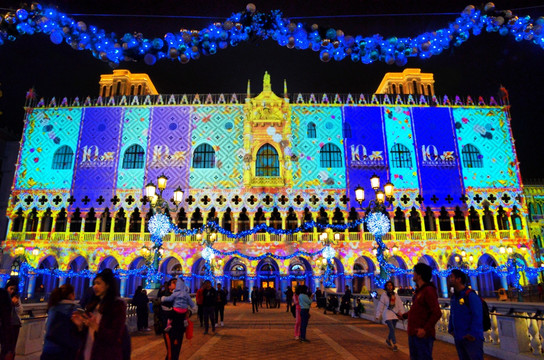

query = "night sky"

[{"left": 1, "top": 0, "right": 543, "bottom": 179}]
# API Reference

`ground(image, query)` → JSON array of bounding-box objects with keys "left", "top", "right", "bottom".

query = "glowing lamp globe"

[
  {"left": 157, "top": 174, "right": 168, "bottom": 191},
  {"left": 173, "top": 187, "right": 184, "bottom": 204},
  {"left": 355, "top": 186, "right": 365, "bottom": 203},
  {"left": 499, "top": 246, "right": 506, "bottom": 254},
  {"left": 384, "top": 182, "right": 394, "bottom": 197},
  {"left": 454, "top": 255, "right": 461, "bottom": 263},
  {"left": 376, "top": 190, "right": 385, "bottom": 203},
  {"left": 145, "top": 182, "right": 156, "bottom": 197},
  {"left": 370, "top": 174, "right": 380, "bottom": 190},
  {"left": 461, "top": 250, "right": 466, "bottom": 257},
  {"left": 32, "top": 248, "right": 40, "bottom": 256},
  {"left": 469, "top": 255, "right": 474, "bottom": 262},
  {"left": 507, "top": 246, "right": 513, "bottom": 254}
]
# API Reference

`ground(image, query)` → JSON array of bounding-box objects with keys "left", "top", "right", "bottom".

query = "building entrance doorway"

[
  {"left": 291, "top": 280, "right": 305, "bottom": 291},
  {"left": 261, "top": 280, "right": 274, "bottom": 288}
]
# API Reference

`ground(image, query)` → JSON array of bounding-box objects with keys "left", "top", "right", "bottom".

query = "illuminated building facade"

[{"left": 0, "top": 69, "right": 534, "bottom": 299}]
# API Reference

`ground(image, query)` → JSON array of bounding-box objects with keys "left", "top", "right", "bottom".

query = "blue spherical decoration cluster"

[
  {"left": 148, "top": 213, "right": 172, "bottom": 239},
  {"left": 0, "top": 3, "right": 543, "bottom": 66},
  {"left": 366, "top": 212, "right": 391, "bottom": 236}
]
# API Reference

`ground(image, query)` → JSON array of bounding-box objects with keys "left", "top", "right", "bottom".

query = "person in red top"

[
  {"left": 401, "top": 263, "right": 442, "bottom": 360},
  {"left": 196, "top": 283, "right": 205, "bottom": 327}
]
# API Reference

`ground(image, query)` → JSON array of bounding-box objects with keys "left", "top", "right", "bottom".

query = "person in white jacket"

[{"left": 375, "top": 281, "right": 404, "bottom": 352}]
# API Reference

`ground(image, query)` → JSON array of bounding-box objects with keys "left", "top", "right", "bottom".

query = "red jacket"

[
  {"left": 404, "top": 283, "right": 442, "bottom": 338},
  {"left": 196, "top": 288, "right": 204, "bottom": 305}
]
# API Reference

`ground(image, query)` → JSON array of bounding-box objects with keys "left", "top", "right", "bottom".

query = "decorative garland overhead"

[{"left": 0, "top": 3, "right": 542, "bottom": 66}]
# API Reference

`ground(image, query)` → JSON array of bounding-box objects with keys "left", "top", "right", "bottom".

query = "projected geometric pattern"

[
  {"left": 71, "top": 107, "right": 123, "bottom": 211},
  {"left": 146, "top": 106, "right": 192, "bottom": 192},
  {"left": 291, "top": 106, "right": 346, "bottom": 190},
  {"left": 117, "top": 107, "right": 150, "bottom": 189},
  {"left": 383, "top": 106, "right": 419, "bottom": 190},
  {"left": 189, "top": 106, "right": 245, "bottom": 189},
  {"left": 452, "top": 108, "right": 520, "bottom": 189},
  {"left": 16, "top": 108, "right": 83, "bottom": 189}
]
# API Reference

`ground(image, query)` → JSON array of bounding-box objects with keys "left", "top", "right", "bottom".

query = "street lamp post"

[
  {"left": 354, "top": 174, "right": 394, "bottom": 287},
  {"left": 144, "top": 174, "right": 184, "bottom": 288},
  {"left": 199, "top": 230, "right": 219, "bottom": 285},
  {"left": 318, "top": 231, "right": 338, "bottom": 288},
  {"left": 500, "top": 244, "right": 525, "bottom": 302}
]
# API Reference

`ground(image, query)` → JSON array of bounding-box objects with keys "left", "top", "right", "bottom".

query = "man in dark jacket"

[
  {"left": 402, "top": 263, "right": 442, "bottom": 360},
  {"left": 340, "top": 285, "right": 352, "bottom": 315},
  {"left": 202, "top": 280, "right": 217, "bottom": 334},
  {"left": 215, "top": 283, "right": 227, "bottom": 327},
  {"left": 0, "top": 286, "right": 13, "bottom": 360},
  {"left": 448, "top": 269, "right": 484, "bottom": 360},
  {"left": 284, "top": 287, "right": 294, "bottom": 313}
]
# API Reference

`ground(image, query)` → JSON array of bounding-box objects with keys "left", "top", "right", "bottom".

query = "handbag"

[{"left": 185, "top": 319, "right": 194, "bottom": 339}]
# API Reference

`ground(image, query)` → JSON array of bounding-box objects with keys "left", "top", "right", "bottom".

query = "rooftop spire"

[{"left": 263, "top": 71, "right": 271, "bottom": 92}]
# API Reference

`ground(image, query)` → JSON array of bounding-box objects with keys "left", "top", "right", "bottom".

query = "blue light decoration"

[
  {"left": 366, "top": 212, "right": 391, "bottom": 236},
  {"left": 0, "top": 3, "right": 543, "bottom": 66},
  {"left": 148, "top": 213, "right": 172, "bottom": 240}
]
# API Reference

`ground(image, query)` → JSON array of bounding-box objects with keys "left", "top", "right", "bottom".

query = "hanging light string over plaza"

[{"left": 1, "top": 3, "right": 543, "bottom": 66}]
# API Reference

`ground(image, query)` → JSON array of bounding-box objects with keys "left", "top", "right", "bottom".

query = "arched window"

[
  {"left": 122, "top": 144, "right": 145, "bottom": 169},
  {"left": 461, "top": 144, "right": 483, "bottom": 168},
  {"left": 307, "top": 122, "right": 317, "bottom": 138},
  {"left": 192, "top": 143, "right": 215, "bottom": 168},
  {"left": 320, "top": 143, "right": 342, "bottom": 168},
  {"left": 390, "top": 143, "right": 412, "bottom": 168},
  {"left": 342, "top": 123, "right": 352, "bottom": 138},
  {"left": 256, "top": 144, "right": 279, "bottom": 177},
  {"left": 52, "top": 145, "right": 74, "bottom": 170}
]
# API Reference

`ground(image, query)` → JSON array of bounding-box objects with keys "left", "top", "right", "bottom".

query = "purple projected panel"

[
  {"left": 344, "top": 106, "right": 388, "bottom": 210},
  {"left": 146, "top": 107, "right": 192, "bottom": 200},
  {"left": 411, "top": 107, "right": 464, "bottom": 209},
  {"left": 71, "top": 107, "right": 123, "bottom": 211}
]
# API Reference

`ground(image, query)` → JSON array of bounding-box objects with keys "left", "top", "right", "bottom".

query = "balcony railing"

[{"left": 5, "top": 228, "right": 528, "bottom": 244}]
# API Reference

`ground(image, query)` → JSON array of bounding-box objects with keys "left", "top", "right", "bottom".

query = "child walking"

[{"left": 160, "top": 277, "right": 195, "bottom": 331}]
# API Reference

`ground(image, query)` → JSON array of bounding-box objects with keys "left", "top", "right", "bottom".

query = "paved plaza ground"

[{"left": 125, "top": 302, "right": 498, "bottom": 360}]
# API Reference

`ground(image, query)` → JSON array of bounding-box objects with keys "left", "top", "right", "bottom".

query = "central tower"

[{"left": 243, "top": 72, "right": 293, "bottom": 188}]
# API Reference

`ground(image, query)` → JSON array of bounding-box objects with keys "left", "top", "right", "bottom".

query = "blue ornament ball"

[
  {"left": 144, "top": 54, "right": 156, "bottom": 65},
  {"left": 50, "top": 31, "right": 63, "bottom": 45}
]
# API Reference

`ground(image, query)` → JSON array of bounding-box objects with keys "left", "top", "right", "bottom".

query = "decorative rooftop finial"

[
  {"left": 247, "top": 79, "right": 251, "bottom": 99},
  {"left": 284, "top": 79, "right": 288, "bottom": 98},
  {"left": 263, "top": 71, "right": 271, "bottom": 92}
]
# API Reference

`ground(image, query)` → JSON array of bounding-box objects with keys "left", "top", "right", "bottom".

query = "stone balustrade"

[{"left": 332, "top": 292, "right": 544, "bottom": 360}]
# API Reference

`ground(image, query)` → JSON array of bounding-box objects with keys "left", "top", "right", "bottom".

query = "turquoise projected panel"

[
  {"left": 383, "top": 106, "right": 419, "bottom": 189},
  {"left": 291, "top": 106, "right": 346, "bottom": 189},
  {"left": 189, "top": 106, "right": 244, "bottom": 188},
  {"left": 452, "top": 108, "right": 519, "bottom": 188},
  {"left": 16, "top": 108, "right": 82, "bottom": 189},
  {"left": 116, "top": 107, "right": 150, "bottom": 189}
]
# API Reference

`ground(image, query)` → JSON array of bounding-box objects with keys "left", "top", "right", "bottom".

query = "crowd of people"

[{"left": 0, "top": 262, "right": 487, "bottom": 360}]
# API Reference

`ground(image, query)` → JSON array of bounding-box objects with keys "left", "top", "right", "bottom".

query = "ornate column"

[
  {"left": 440, "top": 275, "right": 449, "bottom": 298},
  {"left": 470, "top": 275, "right": 479, "bottom": 292},
  {"left": 27, "top": 274, "right": 37, "bottom": 299},
  {"left": 120, "top": 276, "right": 128, "bottom": 298}
]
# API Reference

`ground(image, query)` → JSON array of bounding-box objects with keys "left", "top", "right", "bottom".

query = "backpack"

[{"left": 464, "top": 289, "right": 491, "bottom": 332}]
